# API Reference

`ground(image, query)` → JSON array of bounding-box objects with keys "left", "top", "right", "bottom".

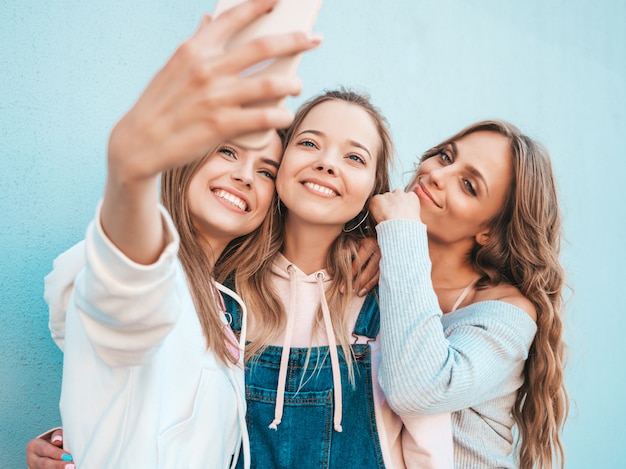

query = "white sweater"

[{"left": 47, "top": 205, "right": 248, "bottom": 468}]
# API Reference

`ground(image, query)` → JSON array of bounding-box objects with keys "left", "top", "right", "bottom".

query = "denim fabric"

[{"left": 225, "top": 289, "right": 385, "bottom": 468}]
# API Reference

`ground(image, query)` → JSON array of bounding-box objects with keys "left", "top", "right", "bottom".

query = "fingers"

[
  {"left": 50, "top": 429, "right": 63, "bottom": 447},
  {"left": 355, "top": 250, "right": 381, "bottom": 296},
  {"left": 208, "top": 0, "right": 279, "bottom": 43},
  {"left": 26, "top": 437, "right": 74, "bottom": 469},
  {"left": 220, "top": 31, "right": 322, "bottom": 77},
  {"left": 352, "top": 238, "right": 376, "bottom": 277},
  {"left": 358, "top": 271, "right": 380, "bottom": 297},
  {"left": 221, "top": 104, "right": 296, "bottom": 136},
  {"left": 370, "top": 190, "right": 421, "bottom": 223},
  {"left": 352, "top": 238, "right": 382, "bottom": 296},
  {"left": 194, "top": 73, "right": 304, "bottom": 114},
  {"left": 193, "top": 0, "right": 322, "bottom": 77}
]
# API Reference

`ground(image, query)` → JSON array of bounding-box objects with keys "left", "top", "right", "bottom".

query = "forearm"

[
  {"left": 376, "top": 220, "right": 454, "bottom": 412},
  {"left": 100, "top": 130, "right": 166, "bottom": 266}
]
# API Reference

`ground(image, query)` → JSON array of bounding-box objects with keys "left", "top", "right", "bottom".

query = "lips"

[
  {"left": 415, "top": 182, "right": 441, "bottom": 208},
  {"left": 212, "top": 189, "right": 249, "bottom": 212},
  {"left": 303, "top": 181, "right": 339, "bottom": 197}
]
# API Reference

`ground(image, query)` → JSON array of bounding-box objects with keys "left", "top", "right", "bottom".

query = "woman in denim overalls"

[{"left": 218, "top": 89, "right": 453, "bottom": 469}]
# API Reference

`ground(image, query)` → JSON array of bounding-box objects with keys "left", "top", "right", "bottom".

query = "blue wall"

[{"left": 1, "top": 1, "right": 624, "bottom": 465}]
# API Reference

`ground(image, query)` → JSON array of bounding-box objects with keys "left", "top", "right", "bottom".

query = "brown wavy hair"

[
  {"left": 216, "top": 88, "right": 394, "bottom": 372},
  {"left": 413, "top": 120, "right": 568, "bottom": 469}
]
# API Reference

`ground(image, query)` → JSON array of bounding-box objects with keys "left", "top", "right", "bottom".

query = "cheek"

[
  {"left": 256, "top": 184, "right": 276, "bottom": 213},
  {"left": 185, "top": 184, "right": 200, "bottom": 215},
  {"left": 274, "top": 154, "right": 293, "bottom": 196}
]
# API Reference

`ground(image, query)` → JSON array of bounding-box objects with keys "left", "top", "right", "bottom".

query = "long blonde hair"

[
  {"left": 418, "top": 120, "right": 568, "bottom": 469},
  {"left": 160, "top": 150, "right": 246, "bottom": 366},
  {"left": 216, "top": 89, "right": 394, "bottom": 369}
]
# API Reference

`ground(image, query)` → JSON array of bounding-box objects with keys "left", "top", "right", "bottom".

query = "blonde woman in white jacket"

[{"left": 25, "top": 1, "right": 321, "bottom": 467}]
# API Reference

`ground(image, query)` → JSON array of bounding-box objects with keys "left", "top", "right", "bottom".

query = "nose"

[
  {"left": 428, "top": 165, "right": 448, "bottom": 188},
  {"left": 231, "top": 161, "right": 254, "bottom": 188},
  {"left": 314, "top": 150, "right": 337, "bottom": 175}
]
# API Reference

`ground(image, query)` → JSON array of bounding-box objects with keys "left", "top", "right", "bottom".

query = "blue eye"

[
  {"left": 347, "top": 154, "right": 366, "bottom": 165},
  {"left": 219, "top": 147, "right": 236, "bottom": 159},
  {"left": 258, "top": 169, "right": 276, "bottom": 180},
  {"left": 440, "top": 151, "right": 452, "bottom": 164},
  {"left": 299, "top": 139, "right": 317, "bottom": 149}
]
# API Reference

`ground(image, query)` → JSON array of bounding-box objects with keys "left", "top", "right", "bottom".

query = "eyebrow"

[
  {"left": 297, "top": 129, "right": 373, "bottom": 160},
  {"left": 261, "top": 158, "right": 281, "bottom": 169},
  {"left": 449, "top": 141, "right": 489, "bottom": 195}
]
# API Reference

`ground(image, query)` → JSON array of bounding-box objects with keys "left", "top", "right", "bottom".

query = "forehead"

[
  {"left": 296, "top": 100, "right": 381, "bottom": 154},
  {"left": 241, "top": 131, "right": 283, "bottom": 164},
  {"left": 455, "top": 130, "right": 512, "bottom": 180},
  {"left": 263, "top": 131, "right": 284, "bottom": 162}
]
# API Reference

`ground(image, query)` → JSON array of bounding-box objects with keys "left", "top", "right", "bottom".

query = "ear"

[{"left": 475, "top": 229, "right": 490, "bottom": 246}]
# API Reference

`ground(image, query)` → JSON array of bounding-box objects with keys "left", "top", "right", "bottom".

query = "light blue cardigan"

[{"left": 376, "top": 219, "right": 537, "bottom": 468}]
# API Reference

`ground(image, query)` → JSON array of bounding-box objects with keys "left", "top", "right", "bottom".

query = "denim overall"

[{"left": 224, "top": 289, "right": 386, "bottom": 469}]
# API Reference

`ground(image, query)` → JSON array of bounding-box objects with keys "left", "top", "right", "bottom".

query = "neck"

[
  {"left": 281, "top": 216, "right": 341, "bottom": 275},
  {"left": 428, "top": 237, "right": 479, "bottom": 289},
  {"left": 196, "top": 234, "right": 230, "bottom": 269}
]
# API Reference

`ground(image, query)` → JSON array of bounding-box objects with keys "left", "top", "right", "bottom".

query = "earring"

[
  {"left": 343, "top": 210, "right": 369, "bottom": 233},
  {"left": 276, "top": 196, "right": 284, "bottom": 216}
]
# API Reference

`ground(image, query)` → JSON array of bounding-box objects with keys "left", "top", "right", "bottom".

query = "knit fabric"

[{"left": 375, "top": 219, "right": 537, "bottom": 468}]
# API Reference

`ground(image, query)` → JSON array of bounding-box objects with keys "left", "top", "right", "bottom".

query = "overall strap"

[
  {"left": 352, "top": 287, "right": 380, "bottom": 340},
  {"left": 222, "top": 277, "right": 244, "bottom": 333}
]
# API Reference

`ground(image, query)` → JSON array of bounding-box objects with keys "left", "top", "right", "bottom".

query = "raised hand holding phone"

[
  {"left": 103, "top": 0, "right": 322, "bottom": 265},
  {"left": 213, "top": 0, "right": 324, "bottom": 148}
]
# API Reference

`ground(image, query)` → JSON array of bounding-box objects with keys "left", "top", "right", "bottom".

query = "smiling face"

[
  {"left": 275, "top": 100, "right": 380, "bottom": 232},
  {"left": 186, "top": 132, "right": 282, "bottom": 252},
  {"left": 409, "top": 130, "right": 513, "bottom": 247}
]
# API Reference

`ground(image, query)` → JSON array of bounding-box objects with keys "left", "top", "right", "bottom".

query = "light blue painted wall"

[{"left": 1, "top": 0, "right": 624, "bottom": 465}]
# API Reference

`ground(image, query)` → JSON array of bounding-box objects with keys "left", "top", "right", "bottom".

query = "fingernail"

[
  {"left": 65, "top": 465, "right": 75, "bottom": 469},
  {"left": 358, "top": 289, "right": 367, "bottom": 297},
  {"left": 51, "top": 435, "right": 63, "bottom": 443},
  {"left": 61, "top": 454, "right": 73, "bottom": 462}
]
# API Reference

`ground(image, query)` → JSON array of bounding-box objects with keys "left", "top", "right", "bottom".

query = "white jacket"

[{"left": 47, "top": 205, "right": 249, "bottom": 468}]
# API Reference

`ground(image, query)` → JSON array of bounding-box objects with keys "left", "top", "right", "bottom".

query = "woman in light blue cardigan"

[{"left": 370, "top": 120, "right": 568, "bottom": 469}]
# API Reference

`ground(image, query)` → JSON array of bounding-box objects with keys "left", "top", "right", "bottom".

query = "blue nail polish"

[{"left": 61, "top": 454, "right": 73, "bottom": 462}]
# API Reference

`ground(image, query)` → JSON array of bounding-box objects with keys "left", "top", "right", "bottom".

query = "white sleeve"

[{"left": 44, "top": 240, "right": 87, "bottom": 351}]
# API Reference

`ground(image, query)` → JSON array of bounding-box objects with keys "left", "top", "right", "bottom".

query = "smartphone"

[{"left": 213, "top": 0, "right": 323, "bottom": 148}]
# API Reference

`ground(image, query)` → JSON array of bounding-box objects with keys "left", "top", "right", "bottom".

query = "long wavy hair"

[
  {"left": 216, "top": 89, "right": 394, "bottom": 372},
  {"left": 413, "top": 120, "right": 568, "bottom": 469},
  {"left": 160, "top": 149, "right": 261, "bottom": 366}
]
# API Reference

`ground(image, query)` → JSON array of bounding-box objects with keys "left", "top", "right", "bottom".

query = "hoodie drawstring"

[
  {"left": 316, "top": 271, "right": 343, "bottom": 432},
  {"left": 269, "top": 267, "right": 343, "bottom": 433},
  {"left": 269, "top": 265, "right": 298, "bottom": 430}
]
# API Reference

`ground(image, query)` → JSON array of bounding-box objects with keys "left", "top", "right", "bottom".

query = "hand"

[
  {"left": 352, "top": 237, "right": 381, "bottom": 296},
  {"left": 108, "top": 0, "right": 322, "bottom": 181},
  {"left": 370, "top": 189, "right": 422, "bottom": 223},
  {"left": 26, "top": 429, "right": 74, "bottom": 469}
]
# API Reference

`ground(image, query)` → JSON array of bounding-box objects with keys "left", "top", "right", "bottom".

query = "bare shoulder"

[{"left": 474, "top": 284, "right": 537, "bottom": 322}]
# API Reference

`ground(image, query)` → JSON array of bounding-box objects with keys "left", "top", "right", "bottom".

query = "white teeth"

[
  {"left": 213, "top": 189, "right": 248, "bottom": 211},
  {"left": 304, "top": 182, "right": 337, "bottom": 196}
]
